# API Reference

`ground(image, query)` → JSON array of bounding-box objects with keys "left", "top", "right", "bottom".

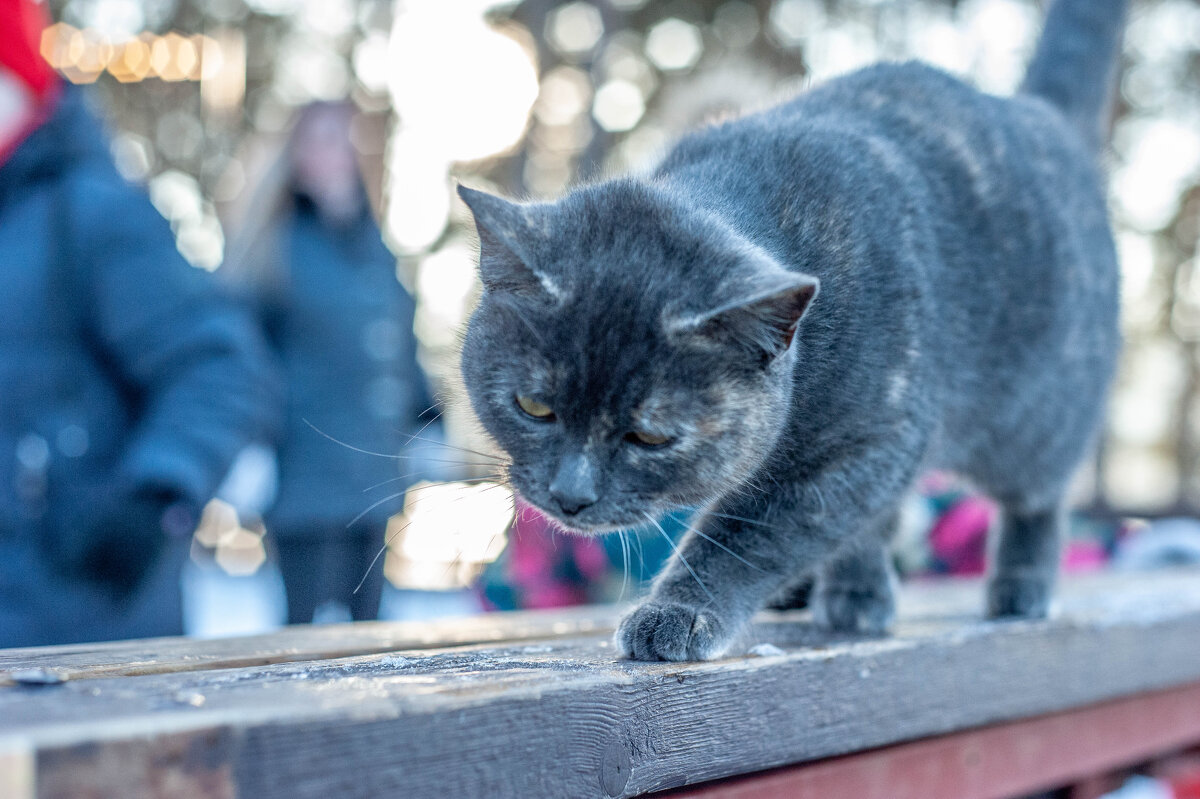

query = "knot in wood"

[{"left": 598, "top": 735, "right": 632, "bottom": 797}]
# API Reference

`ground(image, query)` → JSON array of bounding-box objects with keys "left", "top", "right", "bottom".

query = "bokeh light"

[
  {"left": 768, "top": 0, "right": 826, "bottom": 49},
  {"left": 383, "top": 3, "right": 539, "bottom": 253},
  {"left": 592, "top": 79, "right": 645, "bottom": 132},
  {"left": 388, "top": 11, "right": 538, "bottom": 162},
  {"left": 385, "top": 481, "right": 513, "bottom": 590},
  {"left": 644, "top": 18, "right": 704, "bottom": 72},
  {"left": 193, "top": 499, "right": 268, "bottom": 577},
  {"left": 547, "top": 2, "right": 605, "bottom": 58},
  {"left": 39, "top": 23, "right": 221, "bottom": 85}
]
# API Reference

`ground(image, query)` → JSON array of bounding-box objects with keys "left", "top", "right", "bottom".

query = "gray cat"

[{"left": 459, "top": 0, "right": 1125, "bottom": 661}]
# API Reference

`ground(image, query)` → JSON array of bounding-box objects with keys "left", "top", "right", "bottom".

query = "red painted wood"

[{"left": 667, "top": 681, "right": 1200, "bottom": 799}]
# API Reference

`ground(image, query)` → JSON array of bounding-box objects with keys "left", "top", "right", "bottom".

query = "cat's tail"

[{"left": 1020, "top": 0, "right": 1129, "bottom": 150}]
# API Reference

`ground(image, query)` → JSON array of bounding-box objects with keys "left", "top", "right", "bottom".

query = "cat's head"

[{"left": 459, "top": 180, "right": 818, "bottom": 533}]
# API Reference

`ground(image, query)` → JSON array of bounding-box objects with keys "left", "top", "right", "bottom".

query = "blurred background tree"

[{"left": 38, "top": 0, "right": 1200, "bottom": 524}]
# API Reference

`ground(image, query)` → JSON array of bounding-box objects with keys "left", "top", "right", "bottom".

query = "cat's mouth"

[
  {"left": 538, "top": 509, "right": 629, "bottom": 536},
  {"left": 513, "top": 494, "right": 634, "bottom": 537}
]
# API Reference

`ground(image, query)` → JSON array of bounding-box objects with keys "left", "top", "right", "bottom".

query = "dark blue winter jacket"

[
  {"left": 249, "top": 195, "right": 439, "bottom": 535},
  {"left": 0, "top": 87, "right": 282, "bottom": 645}
]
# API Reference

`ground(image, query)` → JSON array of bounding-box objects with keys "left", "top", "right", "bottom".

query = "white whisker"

[
  {"left": 305, "top": 419, "right": 510, "bottom": 465},
  {"left": 643, "top": 511, "right": 713, "bottom": 603},
  {"left": 618, "top": 530, "right": 630, "bottom": 603},
  {"left": 681, "top": 522, "right": 765, "bottom": 573},
  {"left": 344, "top": 491, "right": 407, "bottom": 530},
  {"left": 354, "top": 516, "right": 415, "bottom": 594},
  {"left": 362, "top": 472, "right": 504, "bottom": 493},
  {"left": 705, "top": 510, "right": 783, "bottom": 531},
  {"left": 398, "top": 431, "right": 509, "bottom": 463},
  {"left": 630, "top": 529, "right": 646, "bottom": 582}
]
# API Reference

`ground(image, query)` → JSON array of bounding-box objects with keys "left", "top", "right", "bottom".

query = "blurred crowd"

[{"left": 4, "top": 0, "right": 1200, "bottom": 649}]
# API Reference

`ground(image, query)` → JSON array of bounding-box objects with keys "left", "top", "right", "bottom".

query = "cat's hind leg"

[
  {"left": 811, "top": 524, "right": 898, "bottom": 635},
  {"left": 964, "top": 395, "right": 1084, "bottom": 619},
  {"left": 986, "top": 503, "right": 1062, "bottom": 619}
]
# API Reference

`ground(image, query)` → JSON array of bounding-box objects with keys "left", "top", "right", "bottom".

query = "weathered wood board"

[
  {"left": 1, "top": 569, "right": 1199, "bottom": 799},
  {"left": 664, "top": 680, "right": 1200, "bottom": 799},
  {"left": 0, "top": 603, "right": 614, "bottom": 684}
]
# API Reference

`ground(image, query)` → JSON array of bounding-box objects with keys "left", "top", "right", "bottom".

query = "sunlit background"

[{"left": 34, "top": 0, "right": 1200, "bottom": 629}]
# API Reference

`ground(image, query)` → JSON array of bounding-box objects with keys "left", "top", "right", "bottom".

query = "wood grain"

[
  {"left": 665, "top": 681, "right": 1200, "bottom": 799},
  {"left": 0, "top": 603, "right": 615, "bottom": 684},
  {"left": 1, "top": 568, "right": 1198, "bottom": 798}
]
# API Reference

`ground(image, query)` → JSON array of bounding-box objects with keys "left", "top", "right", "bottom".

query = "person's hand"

[{"left": 62, "top": 486, "right": 191, "bottom": 600}]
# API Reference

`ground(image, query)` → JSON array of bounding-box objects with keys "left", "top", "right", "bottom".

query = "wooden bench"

[{"left": 2, "top": 568, "right": 1199, "bottom": 798}]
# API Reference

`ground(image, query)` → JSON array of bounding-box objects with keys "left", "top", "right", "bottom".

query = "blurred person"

[
  {"left": 223, "top": 101, "right": 442, "bottom": 624},
  {"left": 0, "top": 0, "right": 282, "bottom": 647}
]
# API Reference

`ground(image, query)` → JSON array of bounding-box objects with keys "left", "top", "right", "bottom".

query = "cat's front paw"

[{"left": 616, "top": 601, "right": 732, "bottom": 661}]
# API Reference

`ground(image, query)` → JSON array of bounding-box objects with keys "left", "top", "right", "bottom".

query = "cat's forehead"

[
  {"left": 520, "top": 328, "right": 725, "bottom": 409},
  {"left": 552, "top": 185, "right": 711, "bottom": 268},
  {"left": 542, "top": 197, "right": 759, "bottom": 320},
  {"left": 519, "top": 355, "right": 568, "bottom": 393},
  {"left": 635, "top": 384, "right": 711, "bottom": 420}
]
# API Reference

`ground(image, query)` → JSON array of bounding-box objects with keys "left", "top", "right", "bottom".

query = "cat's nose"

[{"left": 549, "top": 453, "right": 598, "bottom": 516}]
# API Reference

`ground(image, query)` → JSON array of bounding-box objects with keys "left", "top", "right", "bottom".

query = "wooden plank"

[
  {"left": 0, "top": 603, "right": 615, "bottom": 685},
  {"left": 1, "top": 568, "right": 1199, "bottom": 798},
  {"left": 0, "top": 570, "right": 1120, "bottom": 684},
  {"left": 665, "top": 680, "right": 1200, "bottom": 799}
]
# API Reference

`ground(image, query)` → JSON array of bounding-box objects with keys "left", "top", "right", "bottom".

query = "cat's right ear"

[{"left": 458, "top": 185, "right": 560, "bottom": 299}]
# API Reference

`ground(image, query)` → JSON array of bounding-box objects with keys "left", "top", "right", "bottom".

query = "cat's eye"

[
  {"left": 515, "top": 395, "right": 555, "bottom": 420},
  {"left": 626, "top": 430, "right": 671, "bottom": 447}
]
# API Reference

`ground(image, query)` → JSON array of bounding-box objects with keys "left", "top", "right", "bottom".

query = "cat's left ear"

[
  {"left": 679, "top": 272, "right": 819, "bottom": 360},
  {"left": 458, "top": 185, "right": 558, "bottom": 299}
]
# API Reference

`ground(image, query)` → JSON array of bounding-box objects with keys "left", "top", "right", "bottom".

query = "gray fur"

[{"left": 459, "top": 0, "right": 1126, "bottom": 660}]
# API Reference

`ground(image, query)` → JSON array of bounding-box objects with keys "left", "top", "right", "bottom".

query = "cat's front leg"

[
  {"left": 616, "top": 441, "right": 922, "bottom": 662},
  {"left": 617, "top": 491, "right": 856, "bottom": 660},
  {"left": 616, "top": 510, "right": 795, "bottom": 661}
]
